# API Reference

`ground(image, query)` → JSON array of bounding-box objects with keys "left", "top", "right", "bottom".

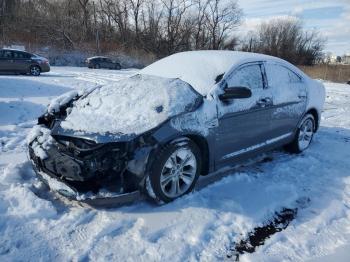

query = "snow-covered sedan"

[{"left": 28, "top": 51, "right": 325, "bottom": 204}]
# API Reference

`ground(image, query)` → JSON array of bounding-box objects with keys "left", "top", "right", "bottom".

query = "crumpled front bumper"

[{"left": 28, "top": 145, "right": 141, "bottom": 207}]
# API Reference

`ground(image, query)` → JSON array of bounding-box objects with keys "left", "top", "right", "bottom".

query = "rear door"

[
  {"left": 215, "top": 63, "right": 275, "bottom": 167},
  {"left": 264, "top": 62, "right": 307, "bottom": 136},
  {"left": 0, "top": 50, "right": 4, "bottom": 71},
  {"left": 0, "top": 50, "right": 14, "bottom": 71}
]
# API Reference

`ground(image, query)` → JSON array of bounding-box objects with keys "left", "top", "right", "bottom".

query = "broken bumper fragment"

[{"left": 27, "top": 133, "right": 150, "bottom": 206}]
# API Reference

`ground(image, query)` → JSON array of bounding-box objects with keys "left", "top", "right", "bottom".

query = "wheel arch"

[
  {"left": 185, "top": 134, "right": 210, "bottom": 176},
  {"left": 157, "top": 132, "right": 210, "bottom": 177},
  {"left": 29, "top": 64, "right": 41, "bottom": 72},
  {"left": 305, "top": 108, "right": 319, "bottom": 132}
]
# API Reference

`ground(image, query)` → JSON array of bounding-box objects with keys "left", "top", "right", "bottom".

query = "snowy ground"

[{"left": 0, "top": 67, "right": 349, "bottom": 261}]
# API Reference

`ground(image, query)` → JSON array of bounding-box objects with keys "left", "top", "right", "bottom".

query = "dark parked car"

[
  {"left": 28, "top": 51, "right": 325, "bottom": 205},
  {"left": 0, "top": 48, "right": 50, "bottom": 76},
  {"left": 86, "top": 56, "right": 121, "bottom": 70}
]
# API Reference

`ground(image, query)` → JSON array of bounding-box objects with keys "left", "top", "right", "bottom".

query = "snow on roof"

[
  {"left": 139, "top": 51, "right": 281, "bottom": 96},
  {"left": 87, "top": 56, "right": 108, "bottom": 60},
  {"left": 1, "top": 48, "right": 27, "bottom": 52}
]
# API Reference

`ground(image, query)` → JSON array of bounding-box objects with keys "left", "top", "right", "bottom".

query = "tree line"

[
  {"left": 241, "top": 17, "right": 326, "bottom": 66},
  {"left": 0, "top": 0, "right": 326, "bottom": 65}
]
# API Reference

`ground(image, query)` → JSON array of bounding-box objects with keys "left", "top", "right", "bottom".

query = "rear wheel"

[
  {"left": 94, "top": 64, "right": 100, "bottom": 69},
  {"left": 30, "top": 65, "right": 41, "bottom": 76},
  {"left": 146, "top": 139, "right": 201, "bottom": 203},
  {"left": 286, "top": 114, "right": 315, "bottom": 153}
]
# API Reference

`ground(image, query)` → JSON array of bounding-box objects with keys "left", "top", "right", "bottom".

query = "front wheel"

[
  {"left": 146, "top": 139, "right": 201, "bottom": 203},
  {"left": 30, "top": 65, "right": 41, "bottom": 76},
  {"left": 286, "top": 114, "right": 315, "bottom": 153}
]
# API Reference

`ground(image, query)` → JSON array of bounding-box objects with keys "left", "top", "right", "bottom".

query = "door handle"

[
  {"left": 257, "top": 97, "right": 272, "bottom": 107},
  {"left": 298, "top": 95, "right": 307, "bottom": 99}
]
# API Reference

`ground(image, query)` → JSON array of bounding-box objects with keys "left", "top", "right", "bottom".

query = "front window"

[
  {"left": 13, "top": 51, "right": 25, "bottom": 59},
  {"left": 226, "top": 64, "right": 264, "bottom": 90}
]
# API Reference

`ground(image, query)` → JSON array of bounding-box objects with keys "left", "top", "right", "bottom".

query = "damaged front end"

[{"left": 28, "top": 109, "right": 155, "bottom": 206}]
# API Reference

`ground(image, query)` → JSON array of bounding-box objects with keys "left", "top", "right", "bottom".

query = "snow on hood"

[
  {"left": 59, "top": 75, "right": 201, "bottom": 136},
  {"left": 47, "top": 85, "right": 99, "bottom": 114},
  {"left": 140, "top": 50, "right": 278, "bottom": 96}
]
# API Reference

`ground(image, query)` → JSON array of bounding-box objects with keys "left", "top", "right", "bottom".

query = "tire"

[
  {"left": 115, "top": 64, "right": 121, "bottom": 70},
  {"left": 94, "top": 64, "right": 100, "bottom": 69},
  {"left": 30, "top": 65, "right": 41, "bottom": 76},
  {"left": 146, "top": 138, "right": 202, "bottom": 203},
  {"left": 285, "top": 114, "right": 315, "bottom": 153}
]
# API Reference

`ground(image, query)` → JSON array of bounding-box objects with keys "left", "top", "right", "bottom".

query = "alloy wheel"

[
  {"left": 298, "top": 118, "right": 314, "bottom": 150},
  {"left": 30, "top": 66, "right": 40, "bottom": 76},
  {"left": 160, "top": 148, "right": 197, "bottom": 198}
]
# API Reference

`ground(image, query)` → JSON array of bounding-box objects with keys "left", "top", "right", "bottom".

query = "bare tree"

[
  {"left": 128, "top": 0, "right": 144, "bottom": 44},
  {"left": 192, "top": 0, "right": 210, "bottom": 49},
  {"left": 1, "top": 0, "right": 243, "bottom": 59},
  {"left": 206, "top": 0, "right": 242, "bottom": 49},
  {"left": 241, "top": 17, "right": 326, "bottom": 65},
  {"left": 77, "top": 0, "right": 91, "bottom": 40},
  {"left": 160, "top": 0, "right": 193, "bottom": 54}
]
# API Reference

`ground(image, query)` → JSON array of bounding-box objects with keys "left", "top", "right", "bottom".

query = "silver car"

[{"left": 28, "top": 51, "right": 325, "bottom": 205}]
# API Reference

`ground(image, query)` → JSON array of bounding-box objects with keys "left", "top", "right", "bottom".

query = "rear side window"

[
  {"left": 288, "top": 70, "right": 302, "bottom": 83},
  {"left": 227, "top": 64, "right": 264, "bottom": 90},
  {"left": 1, "top": 50, "right": 13, "bottom": 58},
  {"left": 265, "top": 63, "right": 302, "bottom": 87}
]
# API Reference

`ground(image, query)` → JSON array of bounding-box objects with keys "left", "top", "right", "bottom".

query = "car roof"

[
  {"left": 1, "top": 48, "right": 28, "bottom": 52},
  {"left": 140, "top": 50, "right": 306, "bottom": 96},
  {"left": 88, "top": 56, "right": 108, "bottom": 60}
]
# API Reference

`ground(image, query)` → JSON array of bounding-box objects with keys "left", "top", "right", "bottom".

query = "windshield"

[{"left": 139, "top": 51, "right": 242, "bottom": 96}]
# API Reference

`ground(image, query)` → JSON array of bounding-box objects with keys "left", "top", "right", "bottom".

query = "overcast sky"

[{"left": 238, "top": 0, "right": 350, "bottom": 55}]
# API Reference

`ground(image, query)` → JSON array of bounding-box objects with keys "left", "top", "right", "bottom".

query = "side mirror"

[{"left": 219, "top": 86, "right": 252, "bottom": 101}]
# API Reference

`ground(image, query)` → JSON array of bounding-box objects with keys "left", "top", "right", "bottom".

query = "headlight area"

[
  {"left": 37, "top": 113, "right": 56, "bottom": 129},
  {"left": 29, "top": 134, "right": 155, "bottom": 200}
]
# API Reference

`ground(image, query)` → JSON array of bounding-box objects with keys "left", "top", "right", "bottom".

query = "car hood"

[{"left": 55, "top": 75, "right": 202, "bottom": 142}]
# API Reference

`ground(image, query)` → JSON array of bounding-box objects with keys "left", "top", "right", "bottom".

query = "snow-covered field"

[{"left": 0, "top": 67, "right": 349, "bottom": 261}]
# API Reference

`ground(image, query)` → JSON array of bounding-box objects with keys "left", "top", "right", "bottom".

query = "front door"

[{"left": 215, "top": 63, "right": 275, "bottom": 168}]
